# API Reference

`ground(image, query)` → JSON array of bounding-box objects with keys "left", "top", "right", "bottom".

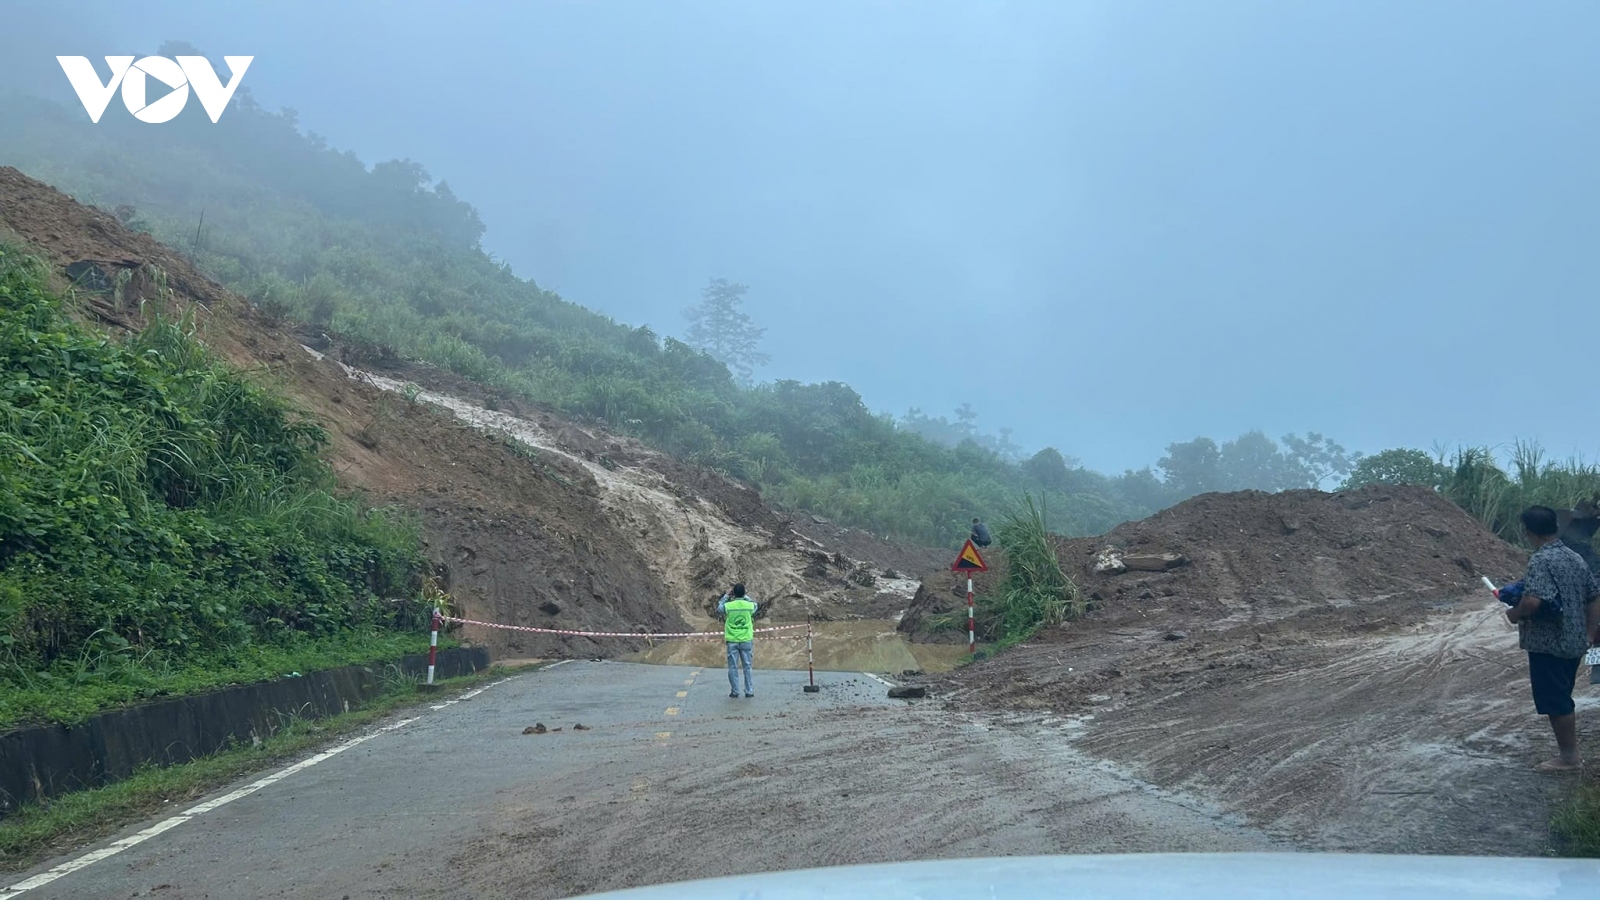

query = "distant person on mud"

[
  {"left": 1501, "top": 506, "right": 1600, "bottom": 773},
  {"left": 717, "top": 584, "right": 759, "bottom": 699},
  {"left": 970, "top": 518, "right": 992, "bottom": 548}
]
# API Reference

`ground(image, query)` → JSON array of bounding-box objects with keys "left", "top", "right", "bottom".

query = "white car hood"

[{"left": 576, "top": 853, "right": 1600, "bottom": 899}]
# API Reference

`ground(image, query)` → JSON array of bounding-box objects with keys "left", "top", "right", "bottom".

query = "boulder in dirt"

[
  {"left": 523, "top": 724, "right": 547, "bottom": 735},
  {"left": 1163, "top": 630, "right": 1189, "bottom": 642},
  {"left": 901, "top": 669, "right": 924, "bottom": 677},
  {"left": 573, "top": 723, "right": 591, "bottom": 731},
  {"left": 888, "top": 686, "right": 927, "bottom": 699},
  {"left": 539, "top": 601, "right": 562, "bottom": 616},
  {"left": 1121, "top": 552, "right": 1189, "bottom": 573}
]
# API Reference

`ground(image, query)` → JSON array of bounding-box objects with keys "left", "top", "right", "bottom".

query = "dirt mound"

[
  {"left": 901, "top": 485, "right": 1527, "bottom": 643},
  {"left": 911, "top": 489, "right": 1557, "bottom": 856}
]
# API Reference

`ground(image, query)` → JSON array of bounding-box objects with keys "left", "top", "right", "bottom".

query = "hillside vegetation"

[
  {"left": 2, "top": 52, "right": 1594, "bottom": 550},
  {"left": 0, "top": 246, "right": 428, "bottom": 727},
  {"left": 0, "top": 64, "right": 1160, "bottom": 545}
]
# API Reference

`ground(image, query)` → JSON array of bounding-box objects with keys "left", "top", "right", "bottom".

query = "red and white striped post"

[
  {"left": 967, "top": 577, "right": 975, "bottom": 654},
  {"left": 427, "top": 606, "right": 441, "bottom": 686},
  {"left": 804, "top": 616, "right": 820, "bottom": 693}
]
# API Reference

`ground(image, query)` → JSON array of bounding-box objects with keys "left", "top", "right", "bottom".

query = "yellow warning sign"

[{"left": 951, "top": 538, "right": 987, "bottom": 572}]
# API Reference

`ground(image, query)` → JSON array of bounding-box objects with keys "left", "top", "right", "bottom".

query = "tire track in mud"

[{"left": 1072, "top": 601, "right": 1590, "bottom": 855}]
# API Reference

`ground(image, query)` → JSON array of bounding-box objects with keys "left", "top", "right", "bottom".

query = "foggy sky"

[{"left": 8, "top": 0, "right": 1600, "bottom": 472}]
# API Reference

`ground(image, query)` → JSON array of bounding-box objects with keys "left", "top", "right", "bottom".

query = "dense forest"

[{"left": 1, "top": 46, "right": 1594, "bottom": 549}]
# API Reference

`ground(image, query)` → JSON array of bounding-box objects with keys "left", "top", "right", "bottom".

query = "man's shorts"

[{"left": 1528, "top": 652, "right": 1582, "bottom": 717}]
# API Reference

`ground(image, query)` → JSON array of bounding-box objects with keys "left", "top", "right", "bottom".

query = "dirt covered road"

[
  {"left": 941, "top": 598, "right": 1600, "bottom": 857},
  {"left": 10, "top": 662, "right": 1285, "bottom": 900}
]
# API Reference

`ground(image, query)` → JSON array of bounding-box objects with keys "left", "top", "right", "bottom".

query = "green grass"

[
  {"left": 0, "top": 663, "right": 526, "bottom": 875},
  {"left": 0, "top": 629, "right": 450, "bottom": 730},
  {"left": 1552, "top": 778, "right": 1600, "bottom": 857}
]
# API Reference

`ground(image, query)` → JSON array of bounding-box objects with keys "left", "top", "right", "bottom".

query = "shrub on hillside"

[{"left": 0, "top": 246, "right": 425, "bottom": 722}]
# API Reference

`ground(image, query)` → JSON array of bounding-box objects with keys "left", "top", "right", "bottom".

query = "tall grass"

[
  {"left": 978, "top": 494, "right": 1085, "bottom": 646},
  {"left": 1438, "top": 443, "right": 1600, "bottom": 546}
]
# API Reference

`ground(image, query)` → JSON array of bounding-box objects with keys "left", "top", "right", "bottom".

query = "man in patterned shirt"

[{"left": 1504, "top": 506, "right": 1600, "bottom": 773}]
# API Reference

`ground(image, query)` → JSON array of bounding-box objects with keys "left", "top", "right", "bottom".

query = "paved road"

[{"left": 6, "top": 661, "right": 1285, "bottom": 900}]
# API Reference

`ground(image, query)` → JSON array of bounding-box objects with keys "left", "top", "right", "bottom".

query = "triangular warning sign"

[{"left": 951, "top": 538, "right": 987, "bottom": 572}]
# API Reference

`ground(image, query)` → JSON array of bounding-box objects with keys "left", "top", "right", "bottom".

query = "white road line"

[
  {"left": 0, "top": 671, "right": 530, "bottom": 899},
  {"left": 429, "top": 675, "right": 516, "bottom": 710},
  {"left": 0, "top": 716, "right": 416, "bottom": 900},
  {"left": 544, "top": 659, "right": 573, "bottom": 669},
  {"left": 862, "top": 672, "right": 898, "bottom": 688}
]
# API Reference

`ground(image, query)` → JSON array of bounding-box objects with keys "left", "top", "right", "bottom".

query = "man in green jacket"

[{"left": 717, "top": 583, "right": 759, "bottom": 698}]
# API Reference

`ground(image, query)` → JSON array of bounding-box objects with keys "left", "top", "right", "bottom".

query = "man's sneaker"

[
  {"left": 729, "top": 691, "right": 739, "bottom": 698},
  {"left": 744, "top": 692, "right": 754, "bottom": 698}
]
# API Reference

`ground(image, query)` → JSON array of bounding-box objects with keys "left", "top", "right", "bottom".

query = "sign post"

[
  {"left": 950, "top": 539, "right": 987, "bottom": 654},
  {"left": 803, "top": 616, "right": 820, "bottom": 693},
  {"left": 427, "top": 606, "right": 441, "bottom": 686}
]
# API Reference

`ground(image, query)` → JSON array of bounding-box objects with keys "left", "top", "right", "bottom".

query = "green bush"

[
  {"left": 0, "top": 246, "right": 426, "bottom": 726},
  {"left": 976, "top": 494, "right": 1084, "bottom": 644},
  {"left": 1341, "top": 448, "right": 1448, "bottom": 491}
]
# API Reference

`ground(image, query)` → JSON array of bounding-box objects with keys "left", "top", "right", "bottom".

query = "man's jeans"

[{"left": 726, "top": 640, "right": 753, "bottom": 695}]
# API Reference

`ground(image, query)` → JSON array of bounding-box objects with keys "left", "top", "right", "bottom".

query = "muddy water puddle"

[{"left": 621, "top": 619, "right": 970, "bottom": 674}]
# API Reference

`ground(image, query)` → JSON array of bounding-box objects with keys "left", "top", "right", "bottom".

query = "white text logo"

[{"left": 56, "top": 56, "right": 253, "bottom": 124}]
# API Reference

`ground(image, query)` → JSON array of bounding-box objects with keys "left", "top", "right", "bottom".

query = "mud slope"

[
  {"left": 313, "top": 359, "right": 935, "bottom": 637},
  {"left": 0, "top": 166, "right": 939, "bottom": 661}
]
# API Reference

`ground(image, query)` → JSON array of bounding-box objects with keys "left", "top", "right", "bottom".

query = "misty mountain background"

[{"left": 2, "top": 0, "right": 1597, "bottom": 542}]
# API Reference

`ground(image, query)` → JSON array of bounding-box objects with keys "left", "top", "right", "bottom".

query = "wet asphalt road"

[
  {"left": 3, "top": 662, "right": 893, "bottom": 899},
  {"left": 5, "top": 660, "right": 1279, "bottom": 900}
]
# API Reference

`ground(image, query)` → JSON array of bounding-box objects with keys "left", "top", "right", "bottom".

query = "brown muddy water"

[{"left": 621, "top": 619, "right": 970, "bottom": 674}]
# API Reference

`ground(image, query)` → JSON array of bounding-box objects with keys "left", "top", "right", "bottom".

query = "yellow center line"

[
  {"left": 676, "top": 690, "right": 688, "bottom": 698},
  {"left": 665, "top": 707, "right": 680, "bottom": 716}
]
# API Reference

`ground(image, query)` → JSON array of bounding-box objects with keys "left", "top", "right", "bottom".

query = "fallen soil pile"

[
  {"left": 901, "top": 485, "right": 1528, "bottom": 643},
  {"left": 900, "top": 486, "right": 1580, "bottom": 855}
]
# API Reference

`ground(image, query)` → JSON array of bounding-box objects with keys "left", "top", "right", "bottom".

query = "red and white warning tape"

[{"left": 438, "top": 616, "right": 810, "bottom": 640}]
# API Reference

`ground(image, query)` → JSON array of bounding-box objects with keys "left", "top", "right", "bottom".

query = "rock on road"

[{"left": 8, "top": 662, "right": 1284, "bottom": 900}]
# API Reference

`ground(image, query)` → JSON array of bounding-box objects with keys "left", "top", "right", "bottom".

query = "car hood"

[{"left": 575, "top": 853, "right": 1600, "bottom": 899}]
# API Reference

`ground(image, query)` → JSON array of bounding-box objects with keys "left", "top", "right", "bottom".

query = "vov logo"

[{"left": 57, "top": 56, "right": 253, "bottom": 124}]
